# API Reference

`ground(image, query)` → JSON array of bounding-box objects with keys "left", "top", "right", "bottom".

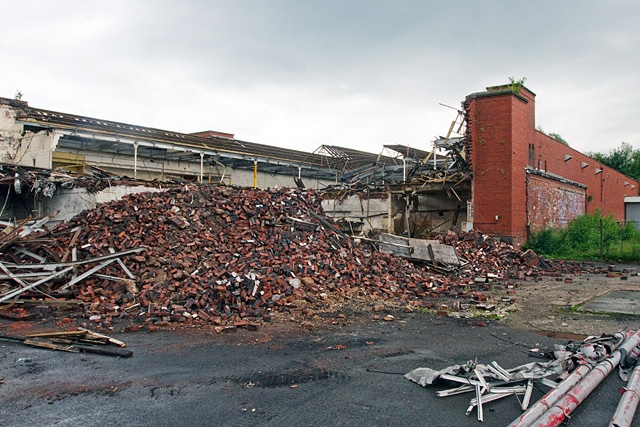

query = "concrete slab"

[{"left": 579, "top": 290, "right": 640, "bottom": 315}]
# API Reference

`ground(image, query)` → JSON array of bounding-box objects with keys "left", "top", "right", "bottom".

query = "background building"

[
  {"left": 1, "top": 83, "right": 636, "bottom": 245},
  {"left": 466, "top": 84, "right": 639, "bottom": 245}
]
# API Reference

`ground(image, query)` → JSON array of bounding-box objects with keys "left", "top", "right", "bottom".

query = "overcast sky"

[{"left": 1, "top": 1, "right": 638, "bottom": 156}]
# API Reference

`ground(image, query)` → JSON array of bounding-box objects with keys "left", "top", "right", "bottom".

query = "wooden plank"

[
  {"left": 78, "top": 327, "right": 126, "bottom": 348},
  {"left": 379, "top": 234, "right": 460, "bottom": 266},
  {"left": 307, "top": 210, "right": 349, "bottom": 240},
  {"left": 379, "top": 234, "right": 411, "bottom": 257},
  {"left": 26, "top": 331, "right": 86, "bottom": 338},
  {"left": 72, "top": 343, "right": 133, "bottom": 357},
  {"left": 410, "top": 239, "right": 461, "bottom": 266},
  {"left": 61, "top": 226, "right": 82, "bottom": 263},
  {"left": 23, "top": 339, "right": 79, "bottom": 353}
]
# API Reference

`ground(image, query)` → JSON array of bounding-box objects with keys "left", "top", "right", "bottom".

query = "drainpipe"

[
  {"left": 529, "top": 330, "right": 640, "bottom": 427},
  {"left": 298, "top": 165, "right": 301, "bottom": 180},
  {"left": 253, "top": 160, "right": 258, "bottom": 188},
  {"left": 507, "top": 331, "right": 626, "bottom": 427},
  {"left": 133, "top": 142, "right": 139, "bottom": 180},
  {"left": 609, "top": 363, "right": 640, "bottom": 427}
]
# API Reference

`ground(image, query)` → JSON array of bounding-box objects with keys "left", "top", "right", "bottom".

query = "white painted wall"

[
  {"left": 0, "top": 103, "right": 26, "bottom": 163},
  {"left": 322, "top": 192, "right": 468, "bottom": 236},
  {"left": 323, "top": 194, "right": 396, "bottom": 234},
  {"left": 44, "top": 185, "right": 163, "bottom": 225}
]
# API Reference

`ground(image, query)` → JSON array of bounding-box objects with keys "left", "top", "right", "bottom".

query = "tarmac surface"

[
  {"left": 580, "top": 289, "right": 640, "bottom": 316},
  {"left": 1, "top": 312, "right": 638, "bottom": 427}
]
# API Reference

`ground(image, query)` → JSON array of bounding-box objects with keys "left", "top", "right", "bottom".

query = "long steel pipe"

[
  {"left": 531, "top": 330, "right": 640, "bottom": 427},
  {"left": 507, "top": 331, "right": 627, "bottom": 427},
  {"left": 609, "top": 363, "right": 640, "bottom": 427},
  {"left": 506, "top": 365, "right": 592, "bottom": 427}
]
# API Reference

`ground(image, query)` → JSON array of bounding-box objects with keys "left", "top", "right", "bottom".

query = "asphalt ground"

[{"left": 1, "top": 312, "right": 638, "bottom": 427}]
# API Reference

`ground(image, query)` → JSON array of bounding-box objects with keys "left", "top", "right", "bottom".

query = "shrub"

[{"left": 525, "top": 211, "right": 640, "bottom": 261}]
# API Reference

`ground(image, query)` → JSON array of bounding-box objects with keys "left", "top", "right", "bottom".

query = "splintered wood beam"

[{"left": 61, "top": 226, "right": 82, "bottom": 263}]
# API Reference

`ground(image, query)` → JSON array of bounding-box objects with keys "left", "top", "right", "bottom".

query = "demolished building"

[
  {"left": 322, "top": 84, "right": 640, "bottom": 246},
  {"left": 0, "top": 82, "right": 637, "bottom": 245}
]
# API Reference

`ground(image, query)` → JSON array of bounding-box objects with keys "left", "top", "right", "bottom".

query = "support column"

[
  {"left": 388, "top": 192, "right": 393, "bottom": 233},
  {"left": 403, "top": 158, "right": 406, "bottom": 182},
  {"left": 199, "top": 152, "right": 204, "bottom": 183},
  {"left": 253, "top": 160, "right": 258, "bottom": 188},
  {"left": 133, "top": 142, "right": 139, "bottom": 180}
]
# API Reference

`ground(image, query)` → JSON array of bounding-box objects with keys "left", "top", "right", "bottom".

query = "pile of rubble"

[
  {"left": 0, "top": 184, "right": 607, "bottom": 330},
  {"left": 1, "top": 186, "right": 427, "bottom": 327}
]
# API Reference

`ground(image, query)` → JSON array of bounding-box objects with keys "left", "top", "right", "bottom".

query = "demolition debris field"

[
  {"left": 2, "top": 184, "right": 632, "bottom": 333},
  {"left": 2, "top": 184, "right": 640, "bottom": 426}
]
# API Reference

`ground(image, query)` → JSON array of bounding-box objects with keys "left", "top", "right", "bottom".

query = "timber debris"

[{"left": 0, "top": 327, "right": 132, "bottom": 357}]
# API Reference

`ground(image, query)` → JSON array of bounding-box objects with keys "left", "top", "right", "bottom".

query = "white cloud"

[{"left": 1, "top": 0, "right": 639, "bottom": 156}]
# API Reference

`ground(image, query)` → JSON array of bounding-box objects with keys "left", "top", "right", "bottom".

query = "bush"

[
  {"left": 523, "top": 227, "right": 563, "bottom": 256},
  {"left": 525, "top": 211, "right": 640, "bottom": 261}
]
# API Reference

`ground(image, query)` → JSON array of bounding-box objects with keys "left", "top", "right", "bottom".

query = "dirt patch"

[{"left": 498, "top": 267, "right": 640, "bottom": 336}]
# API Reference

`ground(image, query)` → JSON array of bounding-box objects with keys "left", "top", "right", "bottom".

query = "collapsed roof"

[{"left": 3, "top": 97, "right": 469, "bottom": 189}]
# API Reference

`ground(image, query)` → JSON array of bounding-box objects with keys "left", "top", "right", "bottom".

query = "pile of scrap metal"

[
  {"left": 0, "top": 163, "right": 75, "bottom": 200},
  {"left": 0, "top": 163, "right": 167, "bottom": 203},
  {"left": 405, "top": 330, "right": 640, "bottom": 426},
  {"left": 315, "top": 132, "right": 469, "bottom": 188}
]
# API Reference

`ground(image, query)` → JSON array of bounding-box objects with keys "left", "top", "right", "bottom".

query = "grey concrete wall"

[{"left": 322, "top": 191, "right": 467, "bottom": 237}]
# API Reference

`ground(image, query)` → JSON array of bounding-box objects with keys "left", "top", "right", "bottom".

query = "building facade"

[{"left": 466, "top": 84, "right": 639, "bottom": 246}]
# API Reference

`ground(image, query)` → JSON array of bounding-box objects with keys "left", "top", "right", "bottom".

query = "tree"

[
  {"left": 536, "top": 126, "right": 570, "bottom": 146},
  {"left": 588, "top": 142, "right": 640, "bottom": 180},
  {"left": 548, "top": 132, "right": 569, "bottom": 146}
]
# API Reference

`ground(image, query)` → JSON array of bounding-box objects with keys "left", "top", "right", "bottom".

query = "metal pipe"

[
  {"left": 507, "top": 365, "right": 592, "bottom": 427},
  {"left": 609, "top": 363, "right": 640, "bottom": 427},
  {"left": 508, "top": 331, "right": 627, "bottom": 427},
  {"left": 531, "top": 330, "right": 640, "bottom": 427}
]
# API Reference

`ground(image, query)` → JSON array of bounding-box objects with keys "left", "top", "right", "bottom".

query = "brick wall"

[
  {"left": 533, "top": 131, "right": 637, "bottom": 220},
  {"left": 527, "top": 172, "right": 586, "bottom": 232},
  {"left": 467, "top": 85, "right": 639, "bottom": 246}
]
